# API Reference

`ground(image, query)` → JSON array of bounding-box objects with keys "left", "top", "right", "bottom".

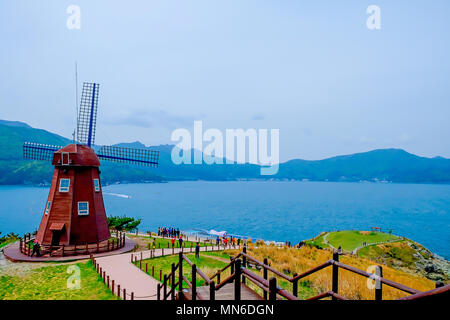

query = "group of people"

[
  {"left": 158, "top": 227, "right": 181, "bottom": 238},
  {"left": 215, "top": 235, "right": 241, "bottom": 247}
]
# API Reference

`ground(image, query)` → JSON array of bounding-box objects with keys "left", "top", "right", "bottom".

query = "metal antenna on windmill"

[{"left": 75, "top": 62, "right": 79, "bottom": 142}]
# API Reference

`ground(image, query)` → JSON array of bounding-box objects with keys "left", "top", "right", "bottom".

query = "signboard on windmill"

[{"left": 23, "top": 82, "right": 159, "bottom": 248}]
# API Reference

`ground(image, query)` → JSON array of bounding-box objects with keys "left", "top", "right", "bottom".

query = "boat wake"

[{"left": 103, "top": 192, "right": 131, "bottom": 199}]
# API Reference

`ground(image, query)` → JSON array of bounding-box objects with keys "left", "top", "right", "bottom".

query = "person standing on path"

[
  {"left": 171, "top": 236, "right": 176, "bottom": 248},
  {"left": 178, "top": 236, "right": 183, "bottom": 249},
  {"left": 195, "top": 242, "right": 200, "bottom": 258}
]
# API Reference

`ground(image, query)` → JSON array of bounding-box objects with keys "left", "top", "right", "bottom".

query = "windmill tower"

[{"left": 23, "top": 82, "right": 159, "bottom": 247}]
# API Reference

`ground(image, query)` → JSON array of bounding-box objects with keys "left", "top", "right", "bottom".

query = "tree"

[{"left": 107, "top": 216, "right": 141, "bottom": 232}]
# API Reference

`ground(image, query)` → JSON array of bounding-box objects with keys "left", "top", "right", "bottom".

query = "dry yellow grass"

[{"left": 225, "top": 244, "right": 434, "bottom": 300}]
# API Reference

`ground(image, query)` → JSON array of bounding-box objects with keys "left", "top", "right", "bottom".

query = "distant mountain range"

[{"left": 1, "top": 119, "right": 449, "bottom": 185}]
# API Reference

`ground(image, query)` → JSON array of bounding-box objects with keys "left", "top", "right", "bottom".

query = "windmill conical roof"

[{"left": 52, "top": 144, "right": 100, "bottom": 167}]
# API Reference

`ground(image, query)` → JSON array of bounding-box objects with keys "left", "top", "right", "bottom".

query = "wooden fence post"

[
  {"left": 171, "top": 263, "right": 176, "bottom": 300},
  {"left": 178, "top": 252, "right": 183, "bottom": 297},
  {"left": 234, "top": 259, "right": 241, "bottom": 300},
  {"left": 152, "top": 266, "right": 155, "bottom": 277},
  {"left": 263, "top": 258, "right": 268, "bottom": 300},
  {"left": 269, "top": 277, "right": 277, "bottom": 301},
  {"left": 112, "top": 280, "right": 115, "bottom": 295},
  {"left": 131, "top": 292, "right": 134, "bottom": 300},
  {"left": 242, "top": 246, "right": 247, "bottom": 284},
  {"left": 123, "top": 288, "right": 126, "bottom": 300},
  {"left": 118, "top": 284, "right": 120, "bottom": 298},
  {"left": 163, "top": 275, "right": 167, "bottom": 299},
  {"left": 375, "top": 265, "right": 383, "bottom": 301},
  {"left": 332, "top": 252, "right": 339, "bottom": 300},
  {"left": 192, "top": 264, "right": 197, "bottom": 301},
  {"left": 292, "top": 273, "right": 298, "bottom": 298},
  {"left": 157, "top": 284, "right": 160, "bottom": 300},
  {"left": 210, "top": 281, "right": 215, "bottom": 300},
  {"left": 107, "top": 275, "right": 110, "bottom": 288}
]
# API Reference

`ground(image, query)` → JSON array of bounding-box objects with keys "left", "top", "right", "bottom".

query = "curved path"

[{"left": 95, "top": 245, "right": 238, "bottom": 300}]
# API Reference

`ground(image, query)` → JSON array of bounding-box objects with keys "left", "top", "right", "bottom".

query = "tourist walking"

[
  {"left": 195, "top": 242, "right": 200, "bottom": 258},
  {"left": 31, "top": 239, "right": 40, "bottom": 257}
]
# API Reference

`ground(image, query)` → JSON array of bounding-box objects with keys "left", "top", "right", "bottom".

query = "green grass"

[
  {"left": 139, "top": 253, "right": 228, "bottom": 288},
  {"left": 0, "top": 260, "right": 118, "bottom": 300},
  {"left": 357, "top": 240, "right": 418, "bottom": 268},
  {"left": 304, "top": 233, "right": 328, "bottom": 249},
  {"left": 326, "top": 230, "right": 400, "bottom": 252},
  {"left": 202, "top": 251, "right": 233, "bottom": 260},
  {"left": 129, "top": 234, "right": 212, "bottom": 249},
  {"left": 0, "top": 238, "right": 18, "bottom": 248}
]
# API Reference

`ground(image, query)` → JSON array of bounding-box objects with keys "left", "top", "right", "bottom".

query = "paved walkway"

[{"left": 95, "top": 245, "right": 237, "bottom": 300}]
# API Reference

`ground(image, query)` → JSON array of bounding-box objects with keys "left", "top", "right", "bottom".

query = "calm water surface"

[{"left": 0, "top": 181, "right": 449, "bottom": 259}]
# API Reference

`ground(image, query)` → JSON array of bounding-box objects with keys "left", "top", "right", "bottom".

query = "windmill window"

[
  {"left": 78, "top": 202, "right": 89, "bottom": 216},
  {"left": 45, "top": 201, "right": 51, "bottom": 215},
  {"left": 61, "top": 152, "right": 70, "bottom": 165},
  {"left": 59, "top": 179, "right": 70, "bottom": 192},
  {"left": 93, "top": 179, "right": 100, "bottom": 192}
]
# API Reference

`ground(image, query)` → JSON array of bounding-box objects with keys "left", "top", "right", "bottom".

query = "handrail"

[
  {"left": 210, "top": 252, "right": 243, "bottom": 281},
  {"left": 160, "top": 247, "right": 444, "bottom": 301},
  {"left": 397, "top": 284, "right": 450, "bottom": 300},
  {"left": 236, "top": 249, "right": 423, "bottom": 298},
  {"left": 242, "top": 253, "right": 291, "bottom": 282},
  {"left": 307, "top": 291, "right": 332, "bottom": 300},
  {"left": 215, "top": 274, "right": 236, "bottom": 290},
  {"left": 332, "top": 260, "right": 419, "bottom": 294},
  {"left": 291, "top": 260, "right": 332, "bottom": 281},
  {"left": 181, "top": 254, "right": 211, "bottom": 284}
]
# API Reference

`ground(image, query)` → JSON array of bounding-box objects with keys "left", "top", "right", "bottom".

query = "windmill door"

[
  {"left": 49, "top": 223, "right": 65, "bottom": 246},
  {"left": 51, "top": 231, "right": 62, "bottom": 246}
]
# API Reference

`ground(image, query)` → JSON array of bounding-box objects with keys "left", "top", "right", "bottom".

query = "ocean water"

[{"left": 0, "top": 181, "right": 449, "bottom": 259}]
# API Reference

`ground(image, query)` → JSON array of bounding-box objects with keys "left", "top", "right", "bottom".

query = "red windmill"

[{"left": 23, "top": 82, "right": 159, "bottom": 247}]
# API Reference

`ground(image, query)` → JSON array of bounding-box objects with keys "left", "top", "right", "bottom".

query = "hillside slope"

[{"left": 1, "top": 119, "right": 449, "bottom": 184}]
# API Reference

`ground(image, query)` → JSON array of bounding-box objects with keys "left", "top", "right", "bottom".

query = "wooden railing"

[
  {"left": 90, "top": 253, "right": 134, "bottom": 300},
  {"left": 158, "top": 246, "right": 450, "bottom": 301},
  {"left": 19, "top": 232, "right": 126, "bottom": 257}
]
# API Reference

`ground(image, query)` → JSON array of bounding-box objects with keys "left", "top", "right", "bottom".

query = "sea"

[{"left": 0, "top": 181, "right": 449, "bottom": 259}]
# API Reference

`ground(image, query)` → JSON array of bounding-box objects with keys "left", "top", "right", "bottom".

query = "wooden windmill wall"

[{"left": 35, "top": 145, "right": 110, "bottom": 245}]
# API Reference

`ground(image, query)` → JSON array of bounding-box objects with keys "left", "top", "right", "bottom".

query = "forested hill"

[{"left": 1, "top": 119, "right": 449, "bottom": 185}]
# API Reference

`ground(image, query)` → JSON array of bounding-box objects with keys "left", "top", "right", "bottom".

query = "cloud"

[{"left": 103, "top": 109, "right": 196, "bottom": 129}]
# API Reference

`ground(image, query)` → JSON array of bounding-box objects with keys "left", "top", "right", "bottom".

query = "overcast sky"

[{"left": 0, "top": 0, "right": 449, "bottom": 161}]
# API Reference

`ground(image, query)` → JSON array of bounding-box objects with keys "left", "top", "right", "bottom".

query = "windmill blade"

[
  {"left": 97, "top": 146, "right": 159, "bottom": 167},
  {"left": 77, "top": 82, "right": 99, "bottom": 147},
  {"left": 23, "top": 142, "right": 62, "bottom": 161}
]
